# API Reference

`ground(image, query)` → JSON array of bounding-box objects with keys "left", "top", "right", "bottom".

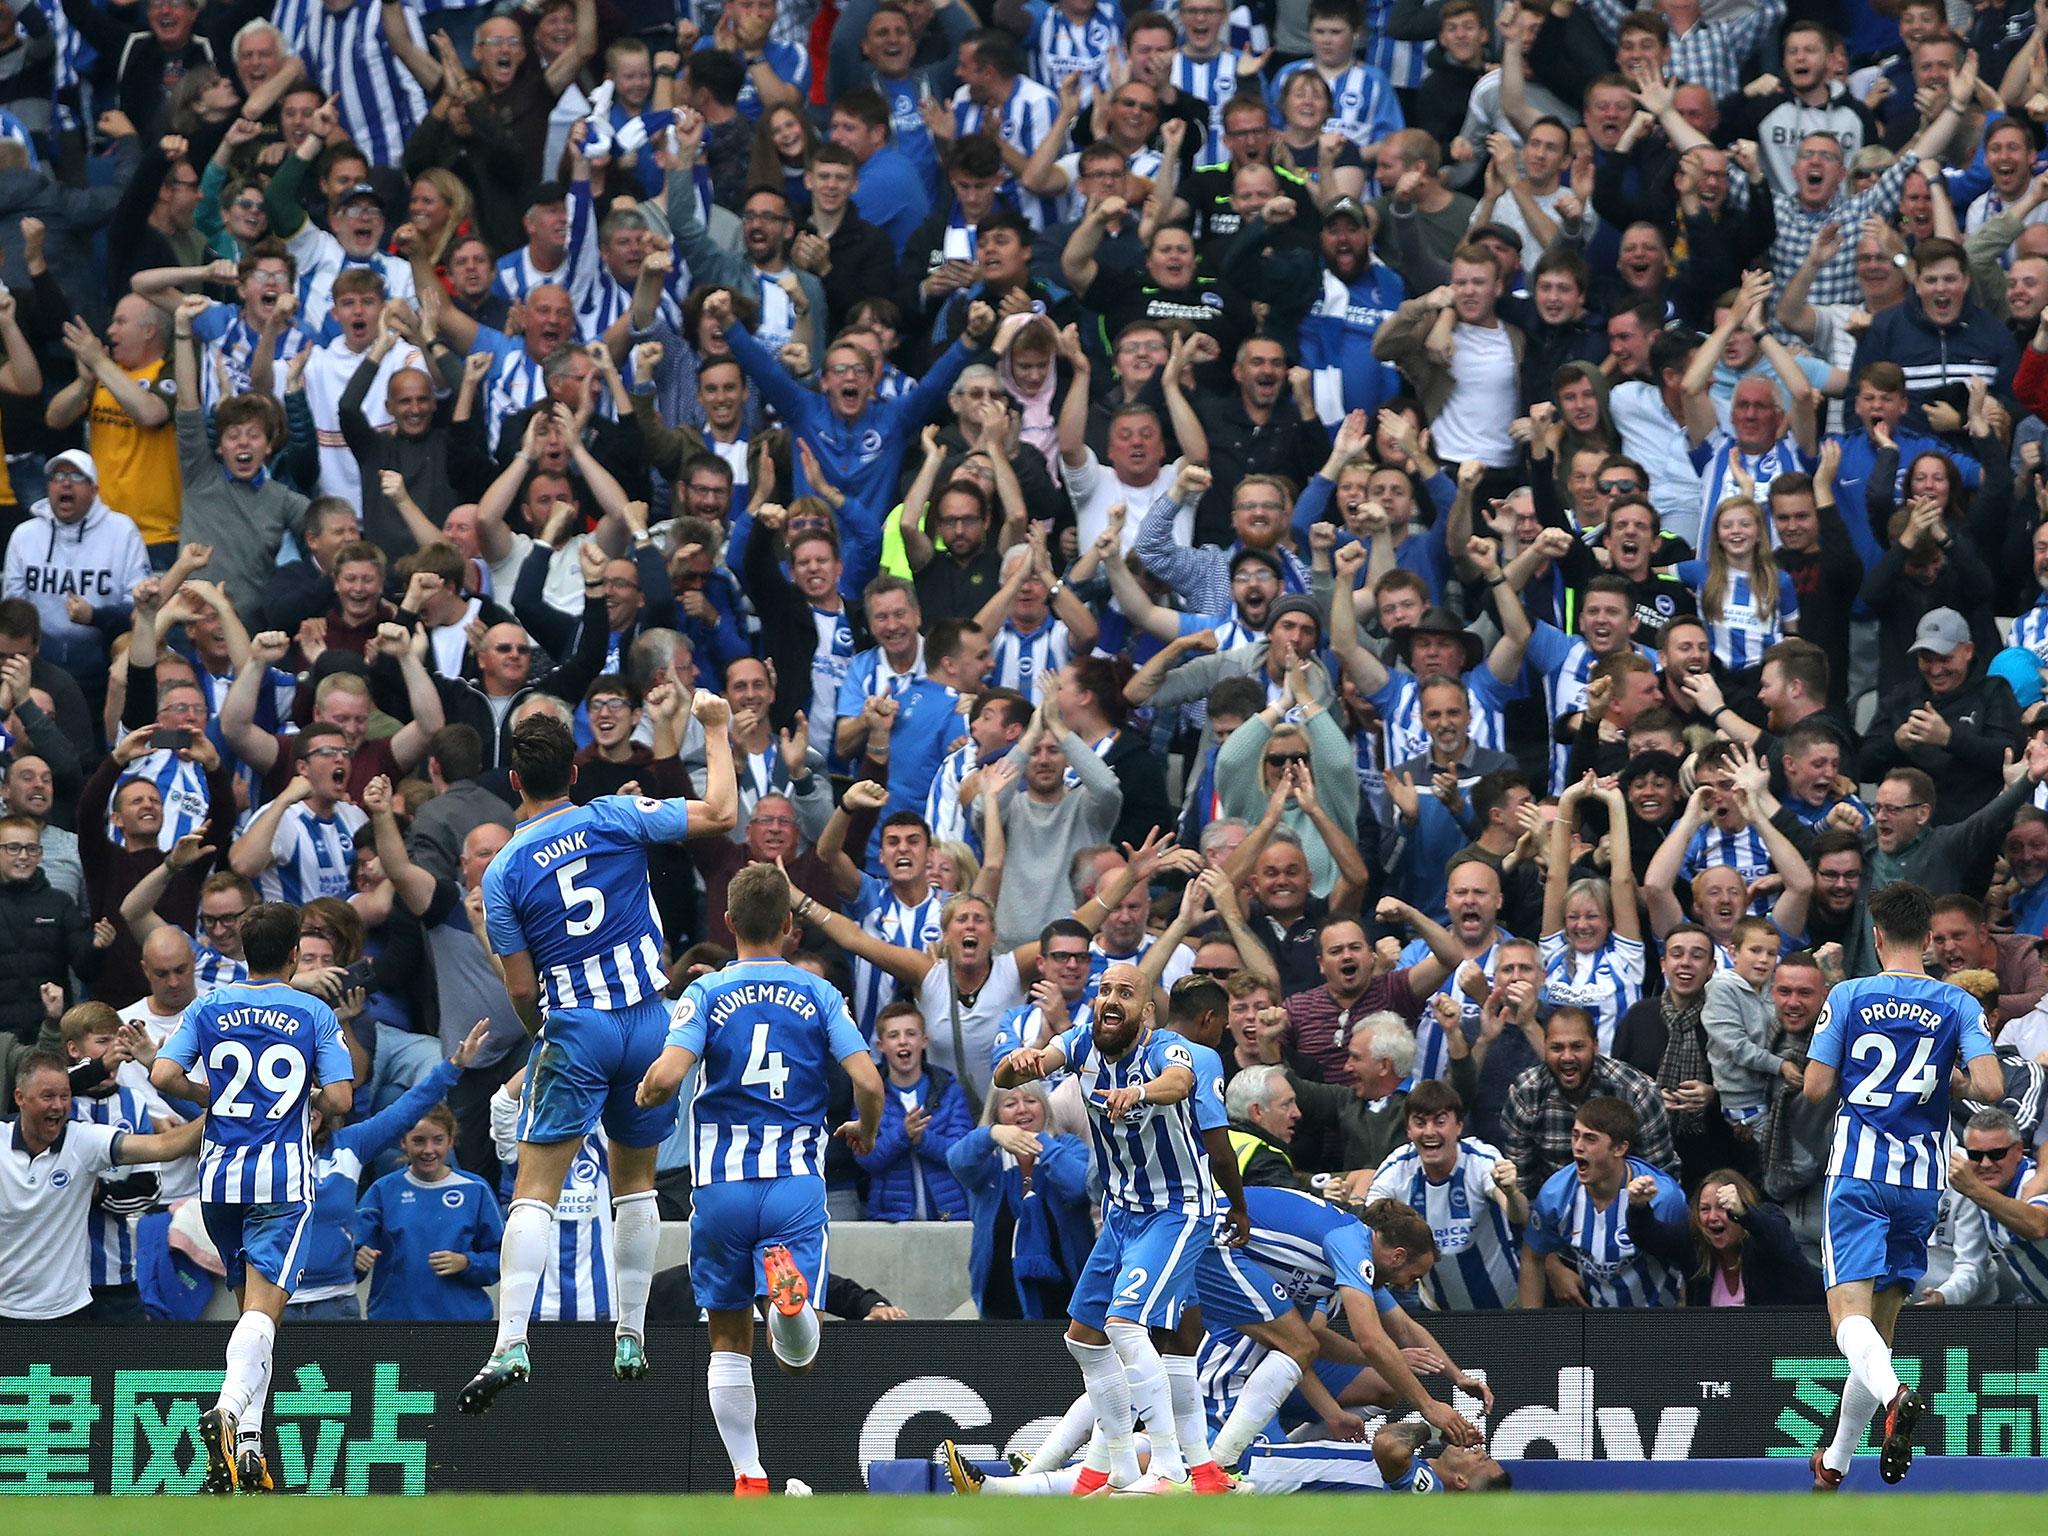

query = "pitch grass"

[{"left": 4, "top": 1494, "right": 2044, "bottom": 1533}]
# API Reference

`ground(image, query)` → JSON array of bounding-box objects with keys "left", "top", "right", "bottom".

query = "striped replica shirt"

[
  {"left": 160, "top": 980, "right": 351, "bottom": 1205},
  {"left": 952, "top": 76, "right": 1064, "bottom": 229},
  {"left": 284, "top": 228, "right": 418, "bottom": 343},
  {"left": 483, "top": 796, "right": 687, "bottom": 1017},
  {"left": 492, "top": 1084, "right": 617, "bottom": 1320},
  {"left": 1270, "top": 61, "right": 1402, "bottom": 148},
  {"left": 465, "top": 326, "right": 551, "bottom": 448},
  {"left": 1538, "top": 932, "right": 1647, "bottom": 1055},
  {"left": 1679, "top": 566, "right": 1798, "bottom": 673},
  {"left": 671, "top": 957, "right": 869, "bottom": 1183},
  {"left": 193, "top": 945, "right": 249, "bottom": 996},
  {"left": 1678, "top": 821, "right": 1775, "bottom": 890},
  {"left": 68, "top": 1081, "right": 155, "bottom": 1287},
  {"left": 1359, "top": 0, "right": 1425, "bottom": 87},
  {"left": 848, "top": 877, "right": 945, "bottom": 1040},
  {"left": 1400, "top": 933, "right": 1504, "bottom": 1083},
  {"left": 1809, "top": 972, "right": 1996, "bottom": 1190},
  {"left": 278, "top": 0, "right": 429, "bottom": 169},
  {"left": 1368, "top": 1138, "right": 1519, "bottom": 1309},
  {"left": 1526, "top": 1157, "right": 1686, "bottom": 1307},
  {"left": 1172, "top": 51, "right": 1245, "bottom": 165},
  {"left": 1058, "top": 1022, "right": 1224, "bottom": 1216},
  {"left": 1525, "top": 621, "right": 1658, "bottom": 791},
  {"left": 1367, "top": 665, "right": 1516, "bottom": 774},
  {"left": 111, "top": 749, "right": 214, "bottom": 851},
  {"left": 990, "top": 614, "right": 1074, "bottom": 703},
  {"left": 260, "top": 802, "right": 368, "bottom": 906},
  {"left": 2011, "top": 597, "right": 2048, "bottom": 662},
  {"left": 493, "top": 246, "right": 573, "bottom": 301},
  {"left": 189, "top": 302, "right": 313, "bottom": 409},
  {"left": 1032, "top": 1, "right": 1121, "bottom": 101},
  {"left": 1985, "top": 1155, "right": 2048, "bottom": 1303},
  {"left": 1694, "top": 433, "right": 1814, "bottom": 546}
]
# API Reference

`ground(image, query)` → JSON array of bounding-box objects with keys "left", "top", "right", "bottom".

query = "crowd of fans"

[{"left": 6, "top": 0, "right": 2048, "bottom": 1326}]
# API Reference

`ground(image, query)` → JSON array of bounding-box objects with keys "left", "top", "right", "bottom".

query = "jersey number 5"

[
  {"left": 743, "top": 1022, "right": 790, "bottom": 1100},
  {"left": 1846, "top": 1032, "right": 1940, "bottom": 1108},
  {"left": 555, "top": 857, "right": 607, "bottom": 937},
  {"left": 207, "top": 1039, "right": 308, "bottom": 1120}
]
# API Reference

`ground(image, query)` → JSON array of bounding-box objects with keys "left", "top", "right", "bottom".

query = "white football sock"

[
  {"left": 1164, "top": 1355, "right": 1215, "bottom": 1469},
  {"left": 216, "top": 1313, "right": 276, "bottom": 1421},
  {"left": 768, "top": 1300, "right": 821, "bottom": 1369},
  {"left": 611, "top": 1191, "right": 659, "bottom": 1343},
  {"left": 1025, "top": 1393, "right": 1099, "bottom": 1473},
  {"left": 986, "top": 1466, "right": 1084, "bottom": 1495},
  {"left": 1108, "top": 1320, "right": 1184, "bottom": 1481},
  {"left": 238, "top": 1356, "right": 273, "bottom": 1436},
  {"left": 1823, "top": 1374, "right": 1880, "bottom": 1475},
  {"left": 1836, "top": 1314, "right": 1903, "bottom": 1406},
  {"left": 1065, "top": 1335, "right": 1139, "bottom": 1485},
  {"left": 492, "top": 1198, "right": 556, "bottom": 1352},
  {"left": 1081, "top": 1426, "right": 1111, "bottom": 1473},
  {"left": 707, "top": 1350, "right": 766, "bottom": 1479},
  {"left": 1211, "top": 1350, "right": 1303, "bottom": 1469}
]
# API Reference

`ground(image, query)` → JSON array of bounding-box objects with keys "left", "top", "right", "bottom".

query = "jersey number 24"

[{"left": 1846, "top": 1031, "right": 1940, "bottom": 1108}]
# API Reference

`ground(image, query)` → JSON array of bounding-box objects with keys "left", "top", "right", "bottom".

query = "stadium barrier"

[{"left": 3, "top": 1310, "right": 2045, "bottom": 1494}]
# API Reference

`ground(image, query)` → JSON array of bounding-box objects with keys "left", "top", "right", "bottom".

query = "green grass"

[{"left": 3, "top": 1494, "right": 2042, "bottom": 1535}]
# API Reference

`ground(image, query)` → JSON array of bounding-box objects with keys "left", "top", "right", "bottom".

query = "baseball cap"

[
  {"left": 1469, "top": 220, "right": 1524, "bottom": 252},
  {"left": 1907, "top": 607, "right": 1971, "bottom": 655},
  {"left": 1323, "top": 195, "right": 1368, "bottom": 226},
  {"left": 1229, "top": 547, "right": 1285, "bottom": 581},
  {"left": 338, "top": 183, "right": 383, "bottom": 210},
  {"left": 47, "top": 449, "right": 97, "bottom": 482},
  {"left": 525, "top": 180, "right": 567, "bottom": 209}
]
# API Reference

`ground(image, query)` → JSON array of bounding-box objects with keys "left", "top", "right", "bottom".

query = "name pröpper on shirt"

[{"left": 1856, "top": 999, "right": 1944, "bottom": 1031}]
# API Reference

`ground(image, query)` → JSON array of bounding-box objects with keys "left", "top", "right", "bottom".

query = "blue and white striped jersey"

[
  {"left": 111, "top": 750, "right": 214, "bottom": 852},
  {"left": 1678, "top": 821, "right": 1774, "bottom": 889},
  {"left": 1270, "top": 60, "right": 1403, "bottom": 147},
  {"left": 483, "top": 796, "right": 688, "bottom": 1016},
  {"left": 1172, "top": 51, "right": 1244, "bottom": 164},
  {"left": 925, "top": 741, "right": 980, "bottom": 852},
  {"left": 490, "top": 1082, "right": 615, "bottom": 1318},
  {"left": 990, "top": 614, "right": 1074, "bottom": 703},
  {"left": 1367, "top": 665, "right": 1516, "bottom": 772},
  {"left": 466, "top": 326, "right": 551, "bottom": 447},
  {"left": 847, "top": 876, "right": 946, "bottom": 1040},
  {"left": 1809, "top": 972, "right": 1995, "bottom": 1190},
  {"left": 2010, "top": 597, "right": 2048, "bottom": 663},
  {"left": 836, "top": 642, "right": 927, "bottom": 723},
  {"left": 281, "top": 0, "right": 428, "bottom": 176},
  {"left": 189, "top": 302, "right": 313, "bottom": 408},
  {"left": 1060, "top": 1022, "right": 1223, "bottom": 1216},
  {"left": 1676, "top": 562, "right": 1797, "bottom": 673},
  {"left": 259, "top": 802, "right": 367, "bottom": 907},
  {"left": 1400, "top": 932, "right": 1504, "bottom": 1083},
  {"left": 1538, "top": 932, "right": 1646, "bottom": 1055},
  {"left": 494, "top": 246, "right": 572, "bottom": 301},
  {"left": 1235, "top": 1183, "right": 1379, "bottom": 1308},
  {"left": 1525, "top": 622, "right": 1659, "bottom": 792},
  {"left": 161, "top": 981, "right": 351, "bottom": 1205},
  {"left": 1360, "top": 0, "right": 1428, "bottom": 87},
  {"left": 1985, "top": 1155, "right": 2048, "bottom": 1303},
  {"left": 1526, "top": 1157, "right": 1685, "bottom": 1307},
  {"left": 990, "top": 996, "right": 1090, "bottom": 1073},
  {"left": 1032, "top": 1, "right": 1121, "bottom": 102},
  {"left": 1085, "top": 932, "right": 1194, "bottom": 999},
  {"left": 69, "top": 1082, "right": 155, "bottom": 1286},
  {"left": 671, "top": 956, "right": 868, "bottom": 1183},
  {"left": 953, "top": 76, "right": 1065, "bottom": 229},
  {"left": 194, "top": 945, "right": 249, "bottom": 996},
  {"left": 284, "top": 224, "right": 417, "bottom": 340},
  {"left": 1695, "top": 433, "right": 1812, "bottom": 540},
  {"left": 1366, "top": 1138, "right": 1519, "bottom": 1309},
  {"left": 1301, "top": 266, "right": 1406, "bottom": 426}
]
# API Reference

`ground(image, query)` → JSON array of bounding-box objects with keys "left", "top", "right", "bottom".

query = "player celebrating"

[
  {"left": 636, "top": 865, "right": 885, "bottom": 1495},
  {"left": 149, "top": 904, "right": 355, "bottom": 1493},
  {"left": 1803, "top": 882, "right": 2004, "bottom": 1489},
  {"left": 459, "top": 700, "right": 736, "bottom": 1412},
  {"left": 993, "top": 962, "right": 1248, "bottom": 1495}
]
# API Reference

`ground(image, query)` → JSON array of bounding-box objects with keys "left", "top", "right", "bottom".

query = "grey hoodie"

[{"left": 1702, "top": 968, "right": 1785, "bottom": 1117}]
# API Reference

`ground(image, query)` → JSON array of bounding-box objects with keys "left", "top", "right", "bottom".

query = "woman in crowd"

[
  {"left": 1681, "top": 1168, "right": 1824, "bottom": 1306},
  {"left": 1677, "top": 497, "right": 1797, "bottom": 677},
  {"left": 1540, "top": 774, "right": 1644, "bottom": 1054},
  {"left": 947, "top": 1079, "right": 1093, "bottom": 1319}
]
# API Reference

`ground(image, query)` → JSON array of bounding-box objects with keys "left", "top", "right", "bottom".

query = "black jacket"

[
  {"left": 1102, "top": 724, "right": 1174, "bottom": 850},
  {"left": 1679, "top": 1200, "right": 1825, "bottom": 1306},
  {"left": 743, "top": 521, "right": 871, "bottom": 730},
  {"left": 433, "top": 592, "right": 613, "bottom": 767},
  {"left": 0, "top": 868, "right": 100, "bottom": 1043},
  {"left": 804, "top": 210, "right": 900, "bottom": 336},
  {"left": 1857, "top": 669, "right": 2021, "bottom": 825}
]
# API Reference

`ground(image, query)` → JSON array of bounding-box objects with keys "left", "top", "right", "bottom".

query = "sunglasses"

[
  {"left": 1963, "top": 1144, "right": 2018, "bottom": 1162},
  {"left": 1596, "top": 479, "right": 1641, "bottom": 494},
  {"left": 1191, "top": 965, "right": 1237, "bottom": 979},
  {"left": 1265, "top": 753, "right": 1310, "bottom": 768}
]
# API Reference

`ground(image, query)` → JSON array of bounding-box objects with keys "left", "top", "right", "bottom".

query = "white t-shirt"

[
  {"left": 302, "top": 337, "right": 425, "bottom": 512},
  {"left": 1430, "top": 322, "right": 1518, "bottom": 467},
  {"left": 915, "top": 952, "right": 1026, "bottom": 1102},
  {"left": 0, "top": 1120, "right": 122, "bottom": 1318},
  {"left": 1062, "top": 450, "right": 1186, "bottom": 556}
]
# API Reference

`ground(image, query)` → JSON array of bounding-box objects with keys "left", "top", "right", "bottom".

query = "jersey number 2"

[
  {"left": 207, "top": 1040, "right": 308, "bottom": 1120},
  {"left": 743, "top": 1022, "right": 790, "bottom": 1100},
  {"left": 555, "top": 858, "right": 606, "bottom": 937},
  {"left": 1846, "top": 1032, "right": 1940, "bottom": 1108}
]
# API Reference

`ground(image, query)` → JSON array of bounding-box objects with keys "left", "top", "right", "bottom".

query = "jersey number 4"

[
  {"left": 743, "top": 1022, "right": 790, "bottom": 1101},
  {"left": 206, "top": 1039, "right": 308, "bottom": 1120},
  {"left": 555, "top": 858, "right": 607, "bottom": 937},
  {"left": 1846, "top": 1032, "right": 1940, "bottom": 1108}
]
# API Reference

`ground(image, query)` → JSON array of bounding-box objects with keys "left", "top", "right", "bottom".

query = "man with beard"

[
  {"left": 990, "top": 960, "right": 1246, "bottom": 1495},
  {"left": 1612, "top": 923, "right": 1738, "bottom": 1186},
  {"left": 904, "top": 465, "right": 1005, "bottom": 625},
  {"left": 1963, "top": 117, "right": 2048, "bottom": 254},
  {"left": 1382, "top": 684, "right": 1517, "bottom": 928},
  {"left": 1138, "top": 460, "right": 1309, "bottom": 619},
  {"left": 1498, "top": 1006, "right": 1676, "bottom": 1191},
  {"left": 1999, "top": 808, "right": 2048, "bottom": 936},
  {"left": 1648, "top": 616, "right": 1733, "bottom": 735},
  {"left": 665, "top": 132, "right": 827, "bottom": 352},
  {"left": 1226, "top": 195, "right": 1404, "bottom": 429}
]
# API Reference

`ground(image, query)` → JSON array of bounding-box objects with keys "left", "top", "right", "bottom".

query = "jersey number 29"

[
  {"left": 207, "top": 1039, "right": 308, "bottom": 1120},
  {"left": 1846, "top": 1032, "right": 1940, "bottom": 1108}
]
